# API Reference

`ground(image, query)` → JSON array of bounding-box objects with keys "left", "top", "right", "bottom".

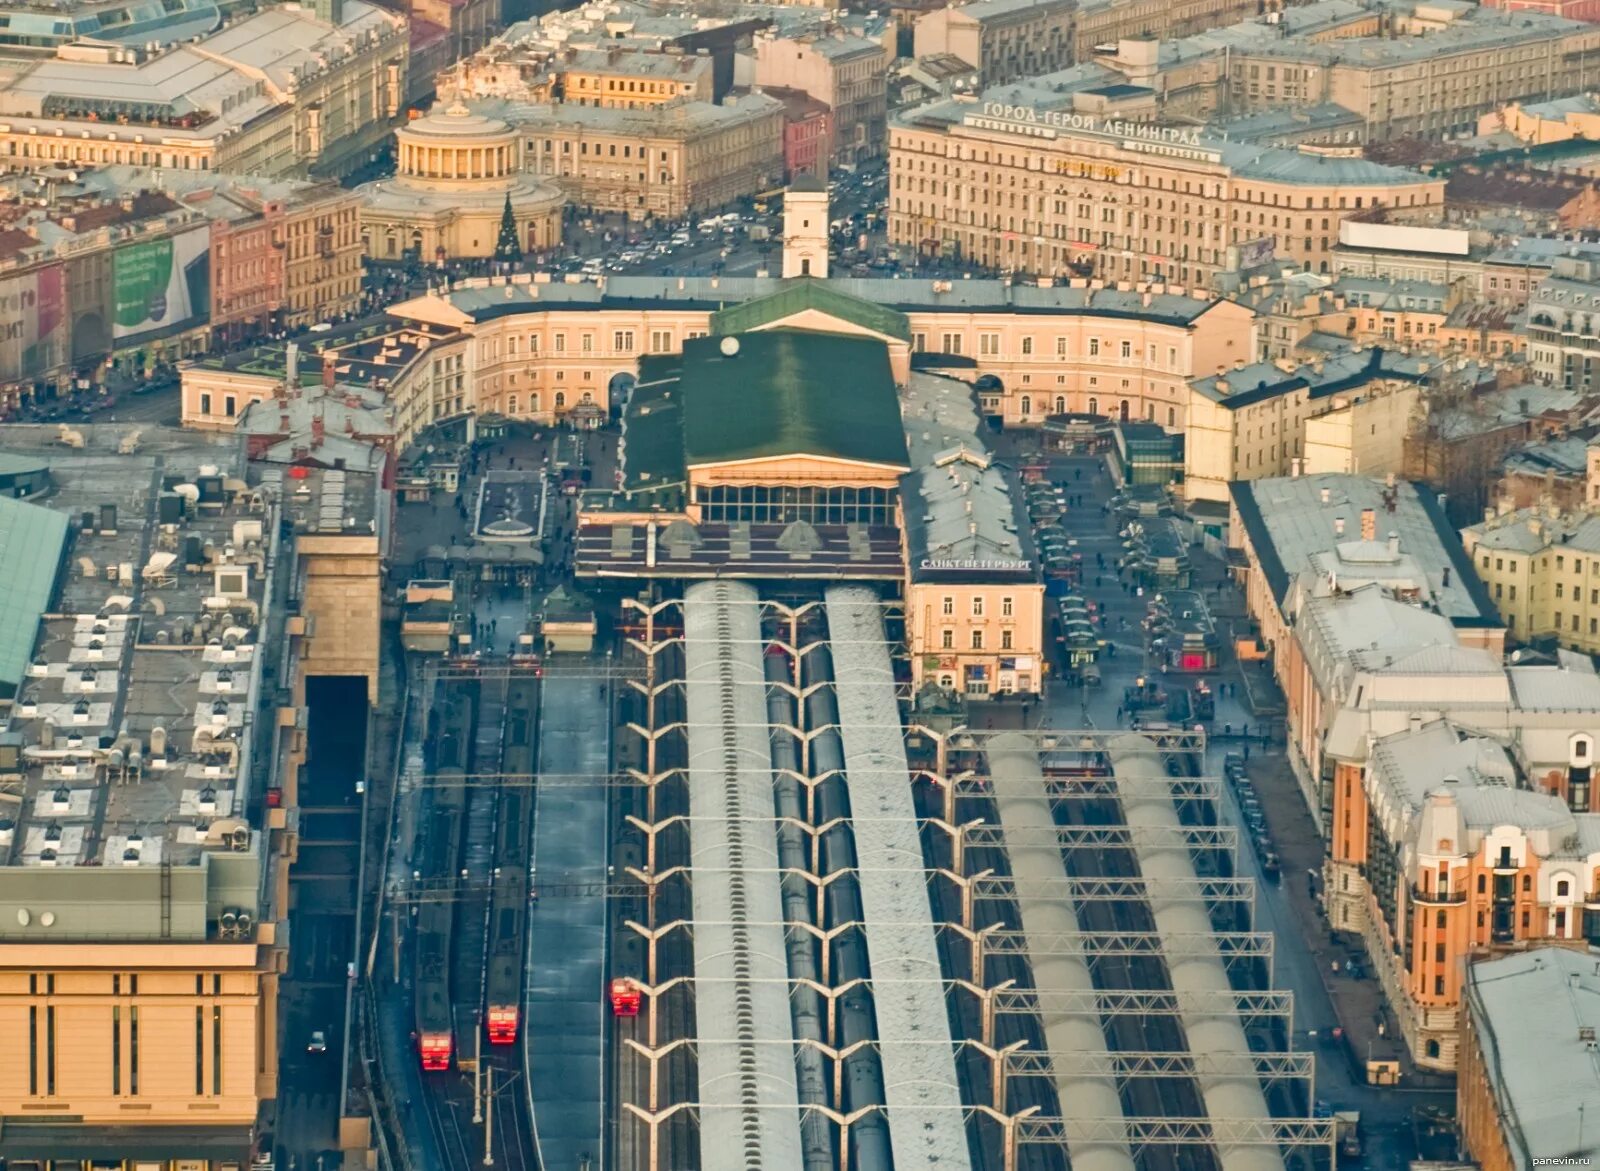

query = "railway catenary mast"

[
  {"left": 683, "top": 581, "right": 804, "bottom": 1171},
  {"left": 983, "top": 732, "right": 1138, "bottom": 1171},
  {"left": 823, "top": 586, "right": 972, "bottom": 1171},
  {"left": 1108, "top": 734, "right": 1286, "bottom": 1171}
]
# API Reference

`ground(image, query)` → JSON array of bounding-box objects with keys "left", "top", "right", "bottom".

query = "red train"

[{"left": 609, "top": 977, "right": 642, "bottom": 1017}]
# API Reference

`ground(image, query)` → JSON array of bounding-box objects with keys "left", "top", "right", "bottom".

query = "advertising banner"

[
  {"left": 0, "top": 263, "right": 66, "bottom": 385},
  {"left": 112, "top": 225, "right": 211, "bottom": 341}
]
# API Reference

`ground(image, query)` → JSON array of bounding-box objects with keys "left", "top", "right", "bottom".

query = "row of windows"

[
  {"left": 940, "top": 627, "right": 1015, "bottom": 650},
  {"left": 940, "top": 595, "right": 1016, "bottom": 617}
]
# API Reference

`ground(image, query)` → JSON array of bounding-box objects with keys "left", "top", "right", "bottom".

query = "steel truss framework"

[{"left": 609, "top": 598, "right": 1328, "bottom": 1171}]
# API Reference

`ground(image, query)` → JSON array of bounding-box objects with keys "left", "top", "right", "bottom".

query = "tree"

[{"left": 494, "top": 195, "right": 522, "bottom": 264}]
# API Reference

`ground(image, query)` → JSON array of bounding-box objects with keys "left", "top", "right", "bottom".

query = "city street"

[{"left": 1004, "top": 442, "right": 1449, "bottom": 1150}]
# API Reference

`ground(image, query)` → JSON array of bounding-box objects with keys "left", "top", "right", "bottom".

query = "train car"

[
  {"left": 484, "top": 679, "right": 537, "bottom": 1045},
  {"left": 609, "top": 977, "right": 642, "bottom": 1017},
  {"left": 414, "top": 691, "right": 472, "bottom": 1071}
]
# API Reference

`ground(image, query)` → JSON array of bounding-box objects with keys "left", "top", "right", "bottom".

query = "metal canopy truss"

[
  {"left": 956, "top": 873, "right": 1258, "bottom": 907},
  {"left": 952, "top": 927, "right": 1275, "bottom": 960},
  {"left": 993, "top": 1048, "right": 1314, "bottom": 1084},
  {"left": 963, "top": 822, "right": 1239, "bottom": 851},
  {"left": 630, "top": 1105, "right": 1334, "bottom": 1149},
  {"left": 1010, "top": 1115, "right": 1335, "bottom": 1148},
  {"left": 926, "top": 727, "right": 1208, "bottom": 757},
  {"left": 985, "top": 985, "right": 1295, "bottom": 1022},
  {"left": 928, "top": 775, "right": 1224, "bottom": 802}
]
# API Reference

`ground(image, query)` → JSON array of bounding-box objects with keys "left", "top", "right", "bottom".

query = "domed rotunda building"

[{"left": 359, "top": 103, "right": 565, "bottom": 262}]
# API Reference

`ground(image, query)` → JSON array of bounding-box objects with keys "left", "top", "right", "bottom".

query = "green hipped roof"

[
  {"left": 0, "top": 495, "right": 67, "bottom": 697},
  {"left": 681, "top": 332, "right": 910, "bottom": 470},
  {"left": 710, "top": 280, "right": 913, "bottom": 343}
]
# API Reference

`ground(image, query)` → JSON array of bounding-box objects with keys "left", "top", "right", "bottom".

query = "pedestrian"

[{"left": 1244, "top": 741, "right": 1251, "bottom": 761}]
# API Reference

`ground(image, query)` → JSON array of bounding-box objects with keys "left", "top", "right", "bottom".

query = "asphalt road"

[{"left": 276, "top": 677, "right": 367, "bottom": 1171}]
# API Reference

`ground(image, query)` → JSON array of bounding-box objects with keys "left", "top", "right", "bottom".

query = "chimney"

[
  {"left": 1409, "top": 712, "right": 1423, "bottom": 734},
  {"left": 1442, "top": 566, "right": 1451, "bottom": 588},
  {"left": 285, "top": 341, "right": 299, "bottom": 388},
  {"left": 1291, "top": 457, "right": 1303, "bottom": 477},
  {"left": 1361, "top": 508, "right": 1376, "bottom": 541},
  {"left": 311, "top": 411, "right": 326, "bottom": 448},
  {"left": 322, "top": 352, "right": 336, "bottom": 389},
  {"left": 1334, "top": 516, "right": 1345, "bottom": 536},
  {"left": 1387, "top": 531, "right": 1400, "bottom": 556}
]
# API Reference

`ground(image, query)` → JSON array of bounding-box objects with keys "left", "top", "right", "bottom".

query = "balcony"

[{"left": 1410, "top": 885, "right": 1466, "bottom": 905}]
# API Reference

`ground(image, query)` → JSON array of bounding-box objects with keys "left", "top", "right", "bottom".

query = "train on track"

[
  {"left": 415, "top": 689, "right": 474, "bottom": 1071},
  {"left": 485, "top": 679, "right": 537, "bottom": 1045}
]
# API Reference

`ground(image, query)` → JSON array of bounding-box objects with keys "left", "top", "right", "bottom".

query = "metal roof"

[
  {"left": 678, "top": 333, "right": 910, "bottom": 472},
  {"left": 823, "top": 586, "right": 973, "bottom": 1171},
  {"left": 1467, "top": 948, "right": 1600, "bottom": 1171},
  {"left": 683, "top": 581, "right": 804, "bottom": 1171},
  {"left": 0, "top": 494, "right": 68, "bottom": 697}
]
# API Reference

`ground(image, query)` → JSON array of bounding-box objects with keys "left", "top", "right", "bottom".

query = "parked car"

[{"left": 1261, "top": 852, "right": 1281, "bottom": 882}]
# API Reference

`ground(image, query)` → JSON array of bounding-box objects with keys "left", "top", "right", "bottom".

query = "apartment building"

[
  {"left": 503, "top": 94, "right": 785, "bottom": 219},
  {"left": 913, "top": 0, "right": 1076, "bottom": 86},
  {"left": 756, "top": 28, "right": 891, "bottom": 162},
  {"left": 381, "top": 273, "right": 1256, "bottom": 445},
  {"left": 557, "top": 48, "right": 716, "bottom": 108},
  {"left": 1461, "top": 949, "right": 1600, "bottom": 1171},
  {"left": 1184, "top": 348, "right": 1432, "bottom": 502},
  {"left": 1527, "top": 256, "right": 1600, "bottom": 392},
  {"left": 888, "top": 98, "right": 1443, "bottom": 289},
  {"left": 1330, "top": 717, "right": 1600, "bottom": 1069},
  {"left": 1463, "top": 508, "right": 1600, "bottom": 653},
  {"left": 0, "top": 0, "right": 408, "bottom": 179}
]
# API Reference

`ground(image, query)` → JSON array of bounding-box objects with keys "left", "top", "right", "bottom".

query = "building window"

[
  {"left": 1056, "top": 337, "right": 1068, "bottom": 357},
  {"left": 554, "top": 334, "right": 565, "bottom": 353},
  {"left": 1088, "top": 338, "right": 1100, "bottom": 357},
  {"left": 979, "top": 332, "right": 1000, "bottom": 356},
  {"left": 1001, "top": 629, "right": 1013, "bottom": 650},
  {"left": 971, "top": 629, "right": 984, "bottom": 650},
  {"left": 1020, "top": 395, "right": 1031, "bottom": 416},
  {"left": 1001, "top": 596, "right": 1013, "bottom": 617},
  {"left": 1120, "top": 340, "right": 1132, "bottom": 359},
  {"left": 200, "top": 393, "right": 212, "bottom": 415},
  {"left": 941, "top": 628, "right": 953, "bottom": 649},
  {"left": 972, "top": 597, "right": 984, "bottom": 617},
  {"left": 941, "top": 595, "right": 954, "bottom": 616},
  {"left": 1559, "top": 879, "right": 1572, "bottom": 897}
]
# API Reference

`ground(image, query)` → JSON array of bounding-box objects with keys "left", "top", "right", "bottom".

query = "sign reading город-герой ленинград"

[{"left": 962, "top": 103, "right": 1224, "bottom": 162}]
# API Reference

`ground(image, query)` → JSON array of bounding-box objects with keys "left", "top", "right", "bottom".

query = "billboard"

[
  {"left": 1234, "top": 236, "right": 1277, "bottom": 271},
  {"left": 0, "top": 263, "right": 66, "bottom": 385},
  {"left": 1338, "top": 220, "right": 1471, "bottom": 257},
  {"left": 112, "top": 225, "right": 210, "bottom": 342}
]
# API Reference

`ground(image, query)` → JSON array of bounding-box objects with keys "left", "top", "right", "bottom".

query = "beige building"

[
  {"left": 0, "top": 0, "right": 408, "bottom": 180},
  {"left": 889, "top": 100, "right": 1443, "bottom": 289},
  {"left": 1184, "top": 347, "right": 1431, "bottom": 502},
  {"left": 383, "top": 272, "right": 1256, "bottom": 446},
  {"left": 558, "top": 47, "right": 716, "bottom": 109},
  {"left": 902, "top": 371, "right": 1045, "bottom": 696},
  {"left": 359, "top": 104, "right": 566, "bottom": 262},
  {"left": 504, "top": 94, "right": 785, "bottom": 219},
  {"left": 756, "top": 28, "right": 891, "bottom": 162},
  {"left": 1220, "top": 5, "right": 1600, "bottom": 142},
  {"left": 913, "top": 0, "right": 1076, "bottom": 86},
  {"left": 1478, "top": 94, "right": 1600, "bottom": 144}
]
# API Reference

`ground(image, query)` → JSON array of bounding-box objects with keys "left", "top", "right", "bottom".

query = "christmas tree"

[{"left": 494, "top": 195, "right": 522, "bottom": 263}]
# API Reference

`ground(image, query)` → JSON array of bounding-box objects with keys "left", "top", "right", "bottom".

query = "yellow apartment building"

[
  {"left": 1464, "top": 508, "right": 1600, "bottom": 651},
  {"left": 1184, "top": 347, "right": 1431, "bottom": 502}
]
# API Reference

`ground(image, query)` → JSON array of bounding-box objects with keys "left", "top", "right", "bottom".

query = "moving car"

[{"left": 307, "top": 1030, "right": 327, "bottom": 1054}]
